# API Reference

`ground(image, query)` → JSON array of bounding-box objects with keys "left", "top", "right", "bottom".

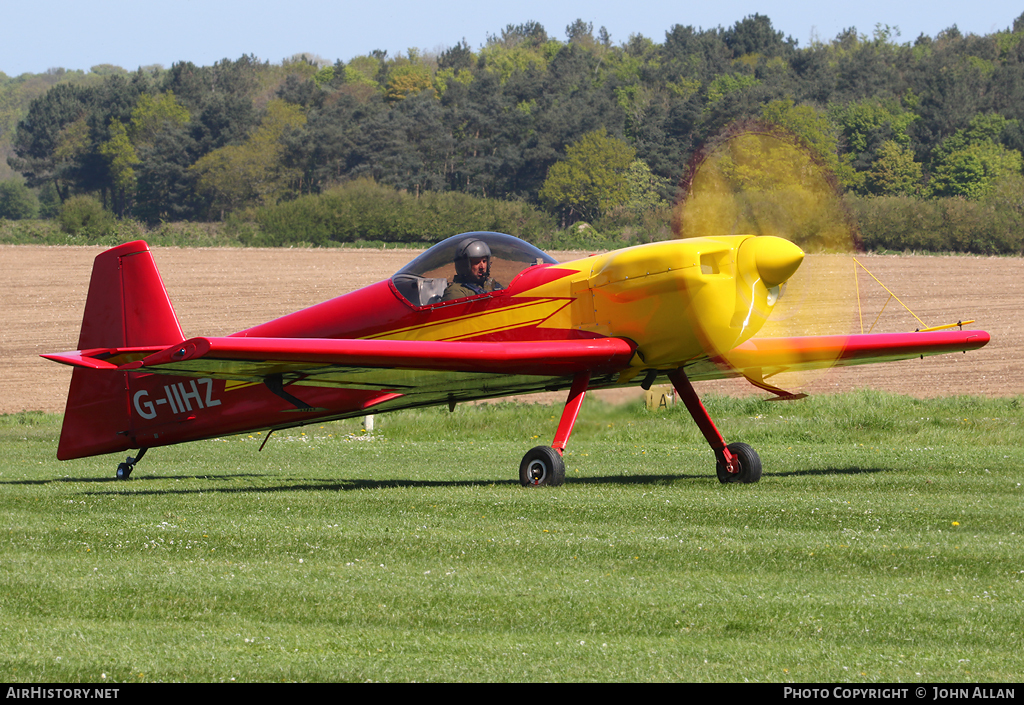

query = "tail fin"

[
  {"left": 77, "top": 240, "right": 185, "bottom": 349},
  {"left": 58, "top": 241, "right": 185, "bottom": 460}
]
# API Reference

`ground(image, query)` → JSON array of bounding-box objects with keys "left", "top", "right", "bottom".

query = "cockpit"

[{"left": 391, "top": 232, "right": 558, "bottom": 307}]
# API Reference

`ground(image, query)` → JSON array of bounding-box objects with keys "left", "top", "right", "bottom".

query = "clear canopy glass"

[{"left": 392, "top": 232, "right": 557, "bottom": 306}]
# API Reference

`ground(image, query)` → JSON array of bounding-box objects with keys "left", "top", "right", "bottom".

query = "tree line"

[{"left": 4, "top": 13, "right": 1024, "bottom": 253}]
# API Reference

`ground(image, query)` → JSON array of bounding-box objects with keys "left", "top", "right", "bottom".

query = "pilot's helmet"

[{"left": 454, "top": 238, "right": 491, "bottom": 278}]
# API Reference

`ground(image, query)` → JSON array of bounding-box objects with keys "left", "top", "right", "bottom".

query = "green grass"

[{"left": 1, "top": 392, "right": 1022, "bottom": 682}]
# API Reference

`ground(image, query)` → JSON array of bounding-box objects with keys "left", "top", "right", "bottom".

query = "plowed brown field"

[{"left": 2, "top": 245, "right": 1020, "bottom": 414}]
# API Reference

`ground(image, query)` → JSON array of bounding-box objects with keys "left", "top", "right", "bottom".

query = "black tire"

[
  {"left": 715, "top": 442, "right": 762, "bottom": 484},
  {"left": 519, "top": 446, "right": 566, "bottom": 487},
  {"left": 116, "top": 462, "right": 133, "bottom": 480}
]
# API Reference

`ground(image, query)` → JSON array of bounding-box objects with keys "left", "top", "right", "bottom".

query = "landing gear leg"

[
  {"left": 519, "top": 372, "right": 589, "bottom": 487},
  {"left": 667, "top": 370, "right": 761, "bottom": 484},
  {"left": 116, "top": 448, "right": 147, "bottom": 480}
]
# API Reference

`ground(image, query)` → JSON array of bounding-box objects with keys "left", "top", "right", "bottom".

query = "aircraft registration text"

[{"left": 133, "top": 378, "right": 221, "bottom": 419}]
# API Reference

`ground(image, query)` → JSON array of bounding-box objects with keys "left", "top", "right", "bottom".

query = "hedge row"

[
  {"left": 4, "top": 181, "right": 1024, "bottom": 256},
  {"left": 230, "top": 178, "right": 557, "bottom": 246},
  {"left": 849, "top": 194, "right": 1024, "bottom": 255},
  {"left": 235, "top": 180, "right": 1024, "bottom": 256}
]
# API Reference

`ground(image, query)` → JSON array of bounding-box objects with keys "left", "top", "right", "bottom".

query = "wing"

[
  {"left": 684, "top": 329, "right": 990, "bottom": 381},
  {"left": 43, "top": 329, "right": 989, "bottom": 410},
  {"left": 44, "top": 336, "right": 640, "bottom": 410}
]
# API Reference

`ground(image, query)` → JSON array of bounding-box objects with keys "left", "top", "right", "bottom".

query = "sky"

[{"left": 2, "top": 0, "right": 1022, "bottom": 77}]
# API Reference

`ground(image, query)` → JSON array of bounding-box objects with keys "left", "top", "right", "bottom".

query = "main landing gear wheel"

[
  {"left": 716, "top": 442, "right": 762, "bottom": 484},
  {"left": 519, "top": 446, "right": 565, "bottom": 487}
]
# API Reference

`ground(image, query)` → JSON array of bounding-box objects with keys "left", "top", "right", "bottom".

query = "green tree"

[
  {"left": 929, "top": 141, "right": 1023, "bottom": 199},
  {"left": 657, "top": 24, "right": 731, "bottom": 86},
  {"left": 478, "top": 44, "right": 550, "bottom": 84},
  {"left": 10, "top": 83, "right": 94, "bottom": 201},
  {"left": 344, "top": 56, "right": 382, "bottom": 88},
  {"left": 49, "top": 115, "right": 91, "bottom": 200},
  {"left": 624, "top": 159, "right": 669, "bottom": 213},
  {"left": 866, "top": 140, "right": 923, "bottom": 196},
  {"left": 705, "top": 74, "right": 760, "bottom": 105},
  {"left": 190, "top": 100, "right": 306, "bottom": 217},
  {"left": 133, "top": 121, "right": 200, "bottom": 223},
  {"left": 0, "top": 179, "right": 38, "bottom": 219},
  {"left": 312, "top": 65, "right": 335, "bottom": 88},
  {"left": 831, "top": 99, "right": 917, "bottom": 155},
  {"left": 438, "top": 40, "right": 475, "bottom": 71},
  {"left": 539, "top": 128, "right": 635, "bottom": 222},
  {"left": 37, "top": 182, "right": 61, "bottom": 218},
  {"left": 127, "top": 92, "right": 195, "bottom": 222},
  {"left": 57, "top": 194, "right": 115, "bottom": 238},
  {"left": 723, "top": 13, "right": 794, "bottom": 58},
  {"left": 432, "top": 67, "right": 474, "bottom": 97},
  {"left": 127, "top": 91, "right": 190, "bottom": 145},
  {"left": 385, "top": 64, "right": 432, "bottom": 102},
  {"left": 566, "top": 19, "right": 595, "bottom": 44},
  {"left": 929, "top": 114, "right": 1024, "bottom": 199},
  {"left": 98, "top": 119, "right": 140, "bottom": 215}
]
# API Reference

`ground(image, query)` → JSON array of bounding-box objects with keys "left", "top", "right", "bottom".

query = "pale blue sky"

[{"left": 3, "top": 0, "right": 1021, "bottom": 77}]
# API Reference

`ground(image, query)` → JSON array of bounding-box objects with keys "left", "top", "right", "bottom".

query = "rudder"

[{"left": 77, "top": 240, "right": 184, "bottom": 349}]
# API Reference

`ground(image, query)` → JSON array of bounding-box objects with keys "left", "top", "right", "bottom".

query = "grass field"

[{"left": 2, "top": 392, "right": 1022, "bottom": 682}]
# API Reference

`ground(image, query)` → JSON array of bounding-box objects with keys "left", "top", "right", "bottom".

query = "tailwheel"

[
  {"left": 519, "top": 446, "right": 565, "bottom": 487},
  {"left": 115, "top": 462, "right": 133, "bottom": 480},
  {"left": 716, "top": 442, "right": 762, "bottom": 484},
  {"left": 115, "top": 449, "right": 147, "bottom": 481}
]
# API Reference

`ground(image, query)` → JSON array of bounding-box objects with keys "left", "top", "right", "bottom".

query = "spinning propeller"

[{"left": 674, "top": 124, "right": 862, "bottom": 396}]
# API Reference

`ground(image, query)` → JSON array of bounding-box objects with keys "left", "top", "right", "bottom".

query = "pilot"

[{"left": 442, "top": 238, "right": 503, "bottom": 300}]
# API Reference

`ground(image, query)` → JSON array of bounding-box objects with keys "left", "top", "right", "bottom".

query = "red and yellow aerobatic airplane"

[{"left": 44, "top": 232, "right": 989, "bottom": 485}]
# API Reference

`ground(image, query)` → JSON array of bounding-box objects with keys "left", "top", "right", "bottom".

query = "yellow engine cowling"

[{"left": 581, "top": 235, "right": 803, "bottom": 368}]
